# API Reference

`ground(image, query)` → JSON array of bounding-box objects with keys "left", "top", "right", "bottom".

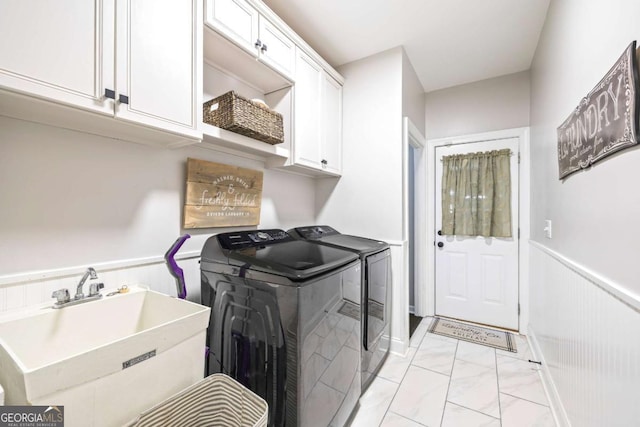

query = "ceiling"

[{"left": 262, "top": 0, "right": 551, "bottom": 92}]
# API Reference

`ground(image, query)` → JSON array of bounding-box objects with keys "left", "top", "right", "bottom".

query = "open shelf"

[{"left": 199, "top": 122, "right": 290, "bottom": 161}]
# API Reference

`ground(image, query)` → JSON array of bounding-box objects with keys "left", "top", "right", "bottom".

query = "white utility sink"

[{"left": 0, "top": 286, "right": 210, "bottom": 427}]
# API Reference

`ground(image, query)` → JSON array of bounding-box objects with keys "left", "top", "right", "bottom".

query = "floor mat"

[{"left": 428, "top": 317, "right": 517, "bottom": 352}]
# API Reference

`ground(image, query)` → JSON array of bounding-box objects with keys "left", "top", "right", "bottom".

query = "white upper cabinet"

[
  {"left": 291, "top": 50, "right": 342, "bottom": 176},
  {"left": 321, "top": 74, "right": 343, "bottom": 175},
  {"left": 202, "top": 0, "right": 343, "bottom": 176},
  {"left": 257, "top": 16, "right": 295, "bottom": 78},
  {"left": 115, "top": 0, "right": 200, "bottom": 137},
  {"left": 293, "top": 50, "right": 323, "bottom": 169},
  {"left": 205, "top": 0, "right": 294, "bottom": 80},
  {"left": 204, "top": 0, "right": 259, "bottom": 56},
  {"left": 0, "top": 0, "right": 114, "bottom": 116},
  {"left": 0, "top": 0, "right": 201, "bottom": 146}
]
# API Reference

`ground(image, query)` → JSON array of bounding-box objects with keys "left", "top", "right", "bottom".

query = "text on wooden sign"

[
  {"left": 557, "top": 41, "right": 640, "bottom": 179},
  {"left": 183, "top": 158, "right": 263, "bottom": 228}
]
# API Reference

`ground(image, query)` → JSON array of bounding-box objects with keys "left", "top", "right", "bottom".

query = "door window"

[{"left": 441, "top": 148, "right": 512, "bottom": 237}]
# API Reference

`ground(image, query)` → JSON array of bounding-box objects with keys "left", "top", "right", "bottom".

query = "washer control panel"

[
  {"left": 217, "top": 229, "right": 293, "bottom": 250},
  {"left": 293, "top": 225, "right": 339, "bottom": 240}
]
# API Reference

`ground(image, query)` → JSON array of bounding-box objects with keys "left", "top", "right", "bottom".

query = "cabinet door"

[
  {"left": 205, "top": 0, "right": 258, "bottom": 57},
  {"left": 293, "top": 51, "right": 322, "bottom": 169},
  {"left": 321, "top": 74, "right": 342, "bottom": 174},
  {"left": 116, "top": 0, "right": 200, "bottom": 139},
  {"left": 0, "top": 0, "right": 114, "bottom": 115},
  {"left": 258, "top": 16, "right": 295, "bottom": 79}
]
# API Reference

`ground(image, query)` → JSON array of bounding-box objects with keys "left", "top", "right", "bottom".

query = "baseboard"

[
  {"left": 527, "top": 328, "right": 571, "bottom": 427},
  {"left": 388, "top": 335, "right": 409, "bottom": 356}
]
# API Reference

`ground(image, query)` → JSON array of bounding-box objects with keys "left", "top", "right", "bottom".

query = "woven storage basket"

[
  {"left": 126, "top": 374, "right": 268, "bottom": 427},
  {"left": 203, "top": 91, "right": 284, "bottom": 145}
]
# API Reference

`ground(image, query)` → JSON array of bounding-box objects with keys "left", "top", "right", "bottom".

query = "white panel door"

[
  {"left": 205, "top": 0, "right": 258, "bottom": 56},
  {"left": 0, "top": 0, "right": 114, "bottom": 115},
  {"left": 321, "top": 73, "right": 342, "bottom": 174},
  {"left": 258, "top": 16, "right": 294, "bottom": 79},
  {"left": 293, "top": 50, "right": 322, "bottom": 169},
  {"left": 116, "top": 0, "right": 199, "bottom": 137},
  {"left": 435, "top": 137, "right": 519, "bottom": 330}
]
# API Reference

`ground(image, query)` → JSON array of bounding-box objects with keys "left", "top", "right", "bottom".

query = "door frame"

[
  {"left": 403, "top": 118, "right": 428, "bottom": 322},
  {"left": 424, "top": 127, "right": 531, "bottom": 333}
]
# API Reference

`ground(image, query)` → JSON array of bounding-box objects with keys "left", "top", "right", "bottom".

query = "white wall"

[
  {"left": 529, "top": 0, "right": 640, "bottom": 424},
  {"left": 529, "top": 0, "right": 640, "bottom": 291},
  {"left": 316, "top": 47, "right": 404, "bottom": 242},
  {"left": 402, "top": 49, "right": 426, "bottom": 134},
  {"left": 0, "top": 116, "right": 316, "bottom": 307},
  {"left": 424, "top": 71, "right": 530, "bottom": 139}
]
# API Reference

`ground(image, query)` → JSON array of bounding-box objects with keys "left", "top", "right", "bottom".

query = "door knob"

[
  {"left": 437, "top": 242, "right": 444, "bottom": 248},
  {"left": 437, "top": 230, "right": 442, "bottom": 236}
]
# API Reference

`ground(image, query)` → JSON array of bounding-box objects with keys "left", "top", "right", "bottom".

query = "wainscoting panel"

[
  {"left": 388, "top": 241, "right": 409, "bottom": 355},
  {"left": 0, "top": 252, "right": 202, "bottom": 314},
  {"left": 529, "top": 241, "right": 640, "bottom": 427}
]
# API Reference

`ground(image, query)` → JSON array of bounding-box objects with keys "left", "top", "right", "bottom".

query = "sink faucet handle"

[
  {"left": 52, "top": 289, "right": 71, "bottom": 304},
  {"left": 89, "top": 282, "right": 104, "bottom": 297}
]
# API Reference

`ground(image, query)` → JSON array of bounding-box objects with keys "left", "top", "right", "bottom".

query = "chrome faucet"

[
  {"left": 51, "top": 267, "right": 104, "bottom": 309},
  {"left": 76, "top": 267, "right": 98, "bottom": 299}
]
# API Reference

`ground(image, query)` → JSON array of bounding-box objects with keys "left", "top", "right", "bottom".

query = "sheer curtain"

[{"left": 441, "top": 149, "right": 512, "bottom": 238}]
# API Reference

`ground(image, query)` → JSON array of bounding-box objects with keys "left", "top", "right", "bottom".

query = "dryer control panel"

[
  {"left": 217, "top": 229, "right": 293, "bottom": 250},
  {"left": 292, "top": 225, "right": 339, "bottom": 240}
]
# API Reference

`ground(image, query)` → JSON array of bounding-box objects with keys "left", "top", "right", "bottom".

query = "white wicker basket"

[{"left": 126, "top": 374, "right": 268, "bottom": 427}]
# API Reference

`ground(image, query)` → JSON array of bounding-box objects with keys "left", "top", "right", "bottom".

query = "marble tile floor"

[{"left": 347, "top": 317, "right": 555, "bottom": 427}]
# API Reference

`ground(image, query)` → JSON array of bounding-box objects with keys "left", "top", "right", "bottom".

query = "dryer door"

[{"left": 364, "top": 249, "right": 391, "bottom": 350}]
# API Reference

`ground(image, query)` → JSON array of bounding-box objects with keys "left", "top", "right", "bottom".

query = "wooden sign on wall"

[
  {"left": 183, "top": 158, "right": 263, "bottom": 228},
  {"left": 557, "top": 41, "right": 640, "bottom": 179}
]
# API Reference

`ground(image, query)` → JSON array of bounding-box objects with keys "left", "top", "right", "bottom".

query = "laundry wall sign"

[
  {"left": 184, "top": 158, "right": 263, "bottom": 228},
  {"left": 557, "top": 41, "right": 640, "bottom": 179}
]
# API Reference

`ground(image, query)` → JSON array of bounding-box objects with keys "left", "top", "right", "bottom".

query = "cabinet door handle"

[
  {"left": 261, "top": 43, "right": 268, "bottom": 53},
  {"left": 104, "top": 88, "right": 116, "bottom": 100},
  {"left": 321, "top": 159, "right": 328, "bottom": 168},
  {"left": 118, "top": 94, "right": 129, "bottom": 105},
  {"left": 254, "top": 39, "right": 262, "bottom": 49}
]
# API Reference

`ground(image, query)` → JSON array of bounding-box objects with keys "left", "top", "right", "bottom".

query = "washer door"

[{"left": 204, "top": 275, "right": 286, "bottom": 426}]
